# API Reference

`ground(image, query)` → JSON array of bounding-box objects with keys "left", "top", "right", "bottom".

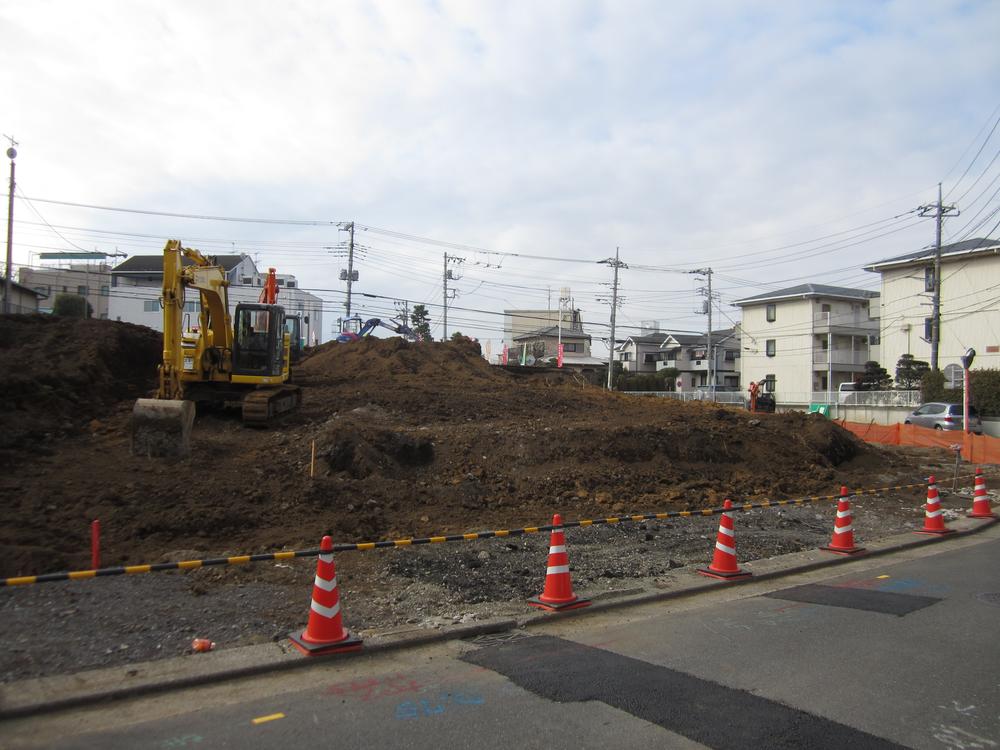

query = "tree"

[
  {"left": 895, "top": 354, "right": 929, "bottom": 389},
  {"left": 858, "top": 360, "right": 892, "bottom": 390},
  {"left": 410, "top": 304, "right": 431, "bottom": 340},
  {"left": 52, "top": 293, "right": 91, "bottom": 318}
]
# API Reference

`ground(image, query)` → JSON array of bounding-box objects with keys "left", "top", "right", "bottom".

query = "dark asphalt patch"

[
  {"left": 765, "top": 584, "right": 942, "bottom": 616},
  {"left": 462, "top": 634, "right": 901, "bottom": 750}
]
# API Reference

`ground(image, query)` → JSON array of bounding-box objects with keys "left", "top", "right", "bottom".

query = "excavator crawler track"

[{"left": 242, "top": 385, "right": 301, "bottom": 427}]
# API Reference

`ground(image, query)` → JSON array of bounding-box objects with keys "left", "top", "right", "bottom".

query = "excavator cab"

[{"left": 232, "top": 303, "right": 286, "bottom": 376}]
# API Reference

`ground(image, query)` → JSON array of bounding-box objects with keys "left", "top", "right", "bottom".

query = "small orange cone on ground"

[
  {"left": 698, "top": 499, "right": 752, "bottom": 581},
  {"left": 289, "top": 535, "right": 363, "bottom": 656},
  {"left": 915, "top": 475, "right": 955, "bottom": 536},
  {"left": 821, "top": 486, "right": 865, "bottom": 555},
  {"left": 528, "top": 514, "right": 591, "bottom": 612},
  {"left": 968, "top": 468, "right": 997, "bottom": 519}
]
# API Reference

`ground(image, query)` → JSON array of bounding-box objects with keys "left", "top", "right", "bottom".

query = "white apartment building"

[
  {"left": 108, "top": 254, "right": 325, "bottom": 345},
  {"left": 864, "top": 237, "right": 1000, "bottom": 382},
  {"left": 735, "top": 284, "right": 879, "bottom": 401}
]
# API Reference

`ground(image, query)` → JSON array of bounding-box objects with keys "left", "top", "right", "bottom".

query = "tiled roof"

[
  {"left": 113, "top": 254, "right": 248, "bottom": 274},
  {"left": 735, "top": 284, "right": 878, "bottom": 306}
]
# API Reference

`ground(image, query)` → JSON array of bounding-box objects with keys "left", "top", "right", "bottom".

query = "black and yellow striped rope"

[{"left": 1, "top": 474, "right": 987, "bottom": 587}]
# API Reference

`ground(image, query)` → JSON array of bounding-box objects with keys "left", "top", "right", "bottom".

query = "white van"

[{"left": 838, "top": 382, "right": 858, "bottom": 404}]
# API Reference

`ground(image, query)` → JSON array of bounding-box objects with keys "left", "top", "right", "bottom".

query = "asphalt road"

[{"left": 3, "top": 525, "right": 999, "bottom": 749}]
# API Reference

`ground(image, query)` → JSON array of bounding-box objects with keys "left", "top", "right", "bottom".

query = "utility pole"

[
  {"left": 3, "top": 136, "right": 17, "bottom": 315},
  {"left": 691, "top": 268, "right": 714, "bottom": 392},
  {"left": 442, "top": 253, "right": 464, "bottom": 340},
  {"left": 918, "top": 184, "right": 959, "bottom": 371},
  {"left": 599, "top": 248, "right": 626, "bottom": 390},
  {"left": 345, "top": 222, "right": 355, "bottom": 318}
]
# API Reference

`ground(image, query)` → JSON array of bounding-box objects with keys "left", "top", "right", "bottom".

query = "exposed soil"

[{"left": 0, "top": 318, "right": 982, "bottom": 681}]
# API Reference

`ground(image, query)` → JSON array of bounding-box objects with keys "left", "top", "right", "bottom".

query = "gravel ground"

[{"left": 2, "top": 480, "right": 984, "bottom": 684}]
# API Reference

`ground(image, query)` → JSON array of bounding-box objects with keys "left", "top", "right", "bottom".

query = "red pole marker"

[
  {"left": 698, "top": 499, "right": 752, "bottom": 580},
  {"left": 968, "top": 468, "right": 997, "bottom": 519},
  {"left": 289, "top": 536, "right": 363, "bottom": 656},
  {"left": 91, "top": 519, "right": 100, "bottom": 570},
  {"left": 821, "top": 487, "right": 865, "bottom": 555},
  {"left": 915, "top": 475, "right": 955, "bottom": 535},
  {"left": 528, "top": 514, "right": 590, "bottom": 612}
]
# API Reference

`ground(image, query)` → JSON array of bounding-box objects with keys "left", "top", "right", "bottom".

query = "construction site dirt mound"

[
  {"left": 1, "top": 321, "right": 962, "bottom": 679},
  {"left": 0, "top": 315, "right": 161, "bottom": 466}
]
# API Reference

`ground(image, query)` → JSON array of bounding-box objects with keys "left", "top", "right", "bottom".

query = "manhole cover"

[{"left": 975, "top": 592, "right": 1000, "bottom": 607}]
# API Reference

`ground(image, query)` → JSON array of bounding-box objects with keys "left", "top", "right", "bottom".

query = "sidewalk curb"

[{"left": 2, "top": 517, "right": 996, "bottom": 720}]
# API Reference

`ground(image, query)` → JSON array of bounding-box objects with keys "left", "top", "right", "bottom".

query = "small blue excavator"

[{"left": 336, "top": 316, "right": 420, "bottom": 343}]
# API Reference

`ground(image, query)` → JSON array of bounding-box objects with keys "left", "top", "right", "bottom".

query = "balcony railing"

[{"left": 812, "top": 350, "right": 869, "bottom": 366}]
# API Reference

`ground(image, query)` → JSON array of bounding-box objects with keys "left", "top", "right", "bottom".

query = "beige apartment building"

[
  {"left": 735, "top": 284, "right": 879, "bottom": 402},
  {"left": 18, "top": 263, "right": 113, "bottom": 317},
  {"left": 864, "top": 237, "right": 1000, "bottom": 383}
]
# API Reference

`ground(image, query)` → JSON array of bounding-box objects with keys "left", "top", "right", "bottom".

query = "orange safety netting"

[{"left": 837, "top": 420, "right": 1000, "bottom": 464}]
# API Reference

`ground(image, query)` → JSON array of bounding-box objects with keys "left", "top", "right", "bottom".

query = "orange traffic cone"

[
  {"left": 915, "top": 475, "right": 955, "bottom": 536},
  {"left": 821, "top": 486, "right": 865, "bottom": 555},
  {"left": 698, "top": 499, "right": 752, "bottom": 580},
  {"left": 968, "top": 468, "right": 997, "bottom": 519},
  {"left": 528, "top": 514, "right": 590, "bottom": 612},
  {"left": 289, "top": 536, "right": 363, "bottom": 656}
]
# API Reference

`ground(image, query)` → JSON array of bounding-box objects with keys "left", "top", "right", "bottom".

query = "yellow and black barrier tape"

[{"left": 2, "top": 473, "right": 990, "bottom": 587}]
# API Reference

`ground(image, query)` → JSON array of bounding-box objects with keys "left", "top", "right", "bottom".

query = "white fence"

[{"left": 627, "top": 389, "right": 921, "bottom": 408}]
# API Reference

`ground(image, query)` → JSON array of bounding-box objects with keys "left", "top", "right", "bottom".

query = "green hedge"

[{"left": 921, "top": 368, "right": 1000, "bottom": 416}]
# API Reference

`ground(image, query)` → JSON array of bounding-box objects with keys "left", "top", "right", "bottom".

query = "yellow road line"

[{"left": 251, "top": 712, "right": 285, "bottom": 725}]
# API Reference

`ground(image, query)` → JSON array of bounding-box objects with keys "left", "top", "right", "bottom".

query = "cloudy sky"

[{"left": 3, "top": 0, "right": 999, "bottom": 350}]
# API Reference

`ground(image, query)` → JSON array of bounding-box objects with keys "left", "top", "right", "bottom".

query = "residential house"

[
  {"left": 18, "top": 262, "right": 113, "bottom": 317},
  {"left": 864, "top": 237, "right": 1000, "bottom": 383},
  {"left": 654, "top": 329, "right": 741, "bottom": 391},
  {"left": 1, "top": 280, "right": 45, "bottom": 313},
  {"left": 735, "top": 284, "right": 879, "bottom": 401},
  {"left": 615, "top": 331, "right": 670, "bottom": 373},
  {"left": 108, "top": 254, "right": 325, "bottom": 344}
]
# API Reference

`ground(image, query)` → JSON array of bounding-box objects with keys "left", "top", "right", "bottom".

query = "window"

[
  {"left": 77, "top": 285, "right": 88, "bottom": 296},
  {"left": 766, "top": 339, "right": 776, "bottom": 357},
  {"left": 620, "top": 352, "right": 631, "bottom": 362},
  {"left": 563, "top": 343, "right": 579, "bottom": 352},
  {"left": 242, "top": 277, "right": 253, "bottom": 285},
  {"left": 100, "top": 285, "right": 109, "bottom": 297},
  {"left": 277, "top": 279, "right": 285, "bottom": 286},
  {"left": 821, "top": 303, "right": 831, "bottom": 313},
  {"left": 924, "top": 267, "right": 935, "bottom": 292},
  {"left": 183, "top": 301, "right": 200, "bottom": 312},
  {"left": 643, "top": 353, "right": 657, "bottom": 364},
  {"left": 764, "top": 374, "right": 775, "bottom": 392},
  {"left": 766, "top": 303, "right": 776, "bottom": 322},
  {"left": 724, "top": 350, "right": 737, "bottom": 362},
  {"left": 143, "top": 300, "right": 159, "bottom": 312},
  {"left": 924, "top": 317, "right": 934, "bottom": 341},
  {"left": 286, "top": 281, "right": 296, "bottom": 288}
]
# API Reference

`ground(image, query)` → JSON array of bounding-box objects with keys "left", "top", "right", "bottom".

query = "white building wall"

[
  {"left": 877, "top": 253, "right": 1000, "bottom": 376},
  {"left": 109, "top": 282, "right": 325, "bottom": 343},
  {"left": 739, "top": 299, "right": 815, "bottom": 395}
]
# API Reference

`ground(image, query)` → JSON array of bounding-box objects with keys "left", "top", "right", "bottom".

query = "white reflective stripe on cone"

[
  {"left": 718, "top": 525, "right": 734, "bottom": 538},
  {"left": 715, "top": 542, "right": 736, "bottom": 556},
  {"left": 837, "top": 509, "right": 852, "bottom": 518},
  {"left": 833, "top": 524, "right": 853, "bottom": 534},
  {"left": 314, "top": 575, "right": 337, "bottom": 592},
  {"left": 926, "top": 509, "right": 942, "bottom": 518},
  {"left": 546, "top": 565, "right": 570, "bottom": 575},
  {"left": 311, "top": 599, "right": 341, "bottom": 619},
  {"left": 319, "top": 553, "right": 334, "bottom": 563},
  {"left": 548, "top": 545, "right": 566, "bottom": 554}
]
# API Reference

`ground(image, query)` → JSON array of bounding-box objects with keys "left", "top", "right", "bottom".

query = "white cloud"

[{"left": 2, "top": 0, "right": 998, "bottom": 344}]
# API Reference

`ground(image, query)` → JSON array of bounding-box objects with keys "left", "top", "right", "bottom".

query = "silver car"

[{"left": 904, "top": 402, "right": 983, "bottom": 433}]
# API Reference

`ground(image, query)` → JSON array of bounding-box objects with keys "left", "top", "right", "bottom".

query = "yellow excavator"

[{"left": 131, "top": 240, "right": 301, "bottom": 457}]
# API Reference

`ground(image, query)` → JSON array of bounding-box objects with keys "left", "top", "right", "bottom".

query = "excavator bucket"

[{"left": 131, "top": 399, "right": 196, "bottom": 458}]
